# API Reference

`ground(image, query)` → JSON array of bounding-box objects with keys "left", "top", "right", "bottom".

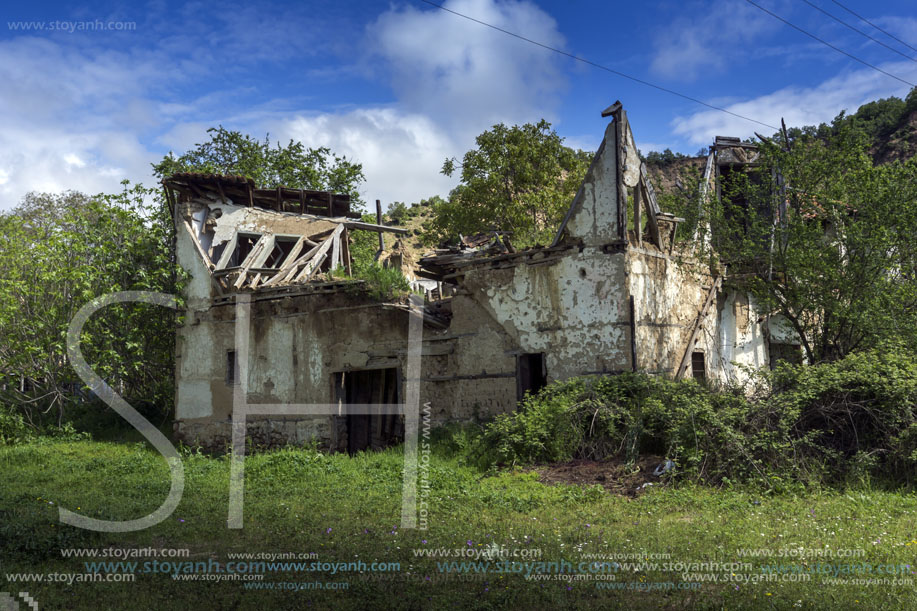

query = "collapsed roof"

[{"left": 163, "top": 172, "right": 407, "bottom": 296}]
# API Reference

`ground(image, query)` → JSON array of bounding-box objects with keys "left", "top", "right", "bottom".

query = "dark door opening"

[
  {"left": 334, "top": 368, "right": 402, "bottom": 454},
  {"left": 517, "top": 353, "right": 547, "bottom": 402}
]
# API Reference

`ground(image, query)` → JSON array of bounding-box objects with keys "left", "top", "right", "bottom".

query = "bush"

[
  {"left": 467, "top": 346, "right": 917, "bottom": 487},
  {"left": 0, "top": 405, "right": 32, "bottom": 445},
  {"left": 0, "top": 402, "right": 93, "bottom": 446},
  {"left": 354, "top": 264, "right": 412, "bottom": 301}
]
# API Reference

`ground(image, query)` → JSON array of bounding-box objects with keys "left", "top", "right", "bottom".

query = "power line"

[
  {"left": 828, "top": 0, "right": 917, "bottom": 55},
  {"left": 799, "top": 0, "right": 917, "bottom": 64},
  {"left": 417, "top": 0, "right": 780, "bottom": 131},
  {"left": 743, "top": 0, "right": 915, "bottom": 87}
]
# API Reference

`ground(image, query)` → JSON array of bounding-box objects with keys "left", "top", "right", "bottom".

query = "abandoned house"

[{"left": 167, "top": 102, "right": 803, "bottom": 452}]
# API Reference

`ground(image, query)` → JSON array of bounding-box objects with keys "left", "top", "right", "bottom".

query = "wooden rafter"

[
  {"left": 294, "top": 225, "right": 343, "bottom": 282},
  {"left": 215, "top": 232, "right": 239, "bottom": 270},
  {"left": 233, "top": 235, "right": 270, "bottom": 289},
  {"left": 182, "top": 219, "right": 215, "bottom": 270}
]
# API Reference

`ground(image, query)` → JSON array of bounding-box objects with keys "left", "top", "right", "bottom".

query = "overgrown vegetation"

[
  {"left": 460, "top": 347, "right": 917, "bottom": 489},
  {"left": 665, "top": 113, "right": 917, "bottom": 364},
  {"left": 0, "top": 185, "right": 181, "bottom": 429},
  {"left": 431, "top": 120, "right": 592, "bottom": 247},
  {"left": 5, "top": 437, "right": 917, "bottom": 608},
  {"left": 152, "top": 126, "right": 366, "bottom": 209}
]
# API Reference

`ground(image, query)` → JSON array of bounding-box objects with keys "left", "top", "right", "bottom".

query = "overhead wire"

[
  {"left": 743, "top": 0, "right": 915, "bottom": 87},
  {"left": 799, "top": 0, "right": 917, "bottom": 64},
  {"left": 828, "top": 0, "right": 917, "bottom": 55},
  {"left": 418, "top": 0, "right": 780, "bottom": 131}
]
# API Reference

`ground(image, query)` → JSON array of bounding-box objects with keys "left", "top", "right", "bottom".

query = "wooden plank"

[
  {"left": 330, "top": 231, "right": 340, "bottom": 271},
  {"left": 262, "top": 241, "right": 323, "bottom": 287},
  {"left": 233, "top": 235, "right": 270, "bottom": 289},
  {"left": 182, "top": 219, "right": 215, "bottom": 270},
  {"left": 293, "top": 225, "right": 343, "bottom": 282},
  {"left": 279, "top": 236, "right": 307, "bottom": 270},
  {"left": 376, "top": 199, "right": 385, "bottom": 251},
  {"left": 675, "top": 276, "right": 722, "bottom": 380},
  {"left": 641, "top": 163, "right": 662, "bottom": 215},
  {"left": 640, "top": 164, "right": 662, "bottom": 248},
  {"left": 215, "top": 231, "right": 238, "bottom": 270},
  {"left": 633, "top": 180, "right": 643, "bottom": 246},
  {"left": 247, "top": 235, "right": 277, "bottom": 289},
  {"left": 295, "top": 252, "right": 327, "bottom": 282},
  {"left": 251, "top": 235, "right": 275, "bottom": 268},
  {"left": 341, "top": 228, "right": 352, "bottom": 276},
  {"left": 343, "top": 221, "right": 409, "bottom": 234}
]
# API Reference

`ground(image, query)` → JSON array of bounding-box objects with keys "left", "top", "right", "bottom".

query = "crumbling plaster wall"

[
  {"left": 459, "top": 250, "right": 631, "bottom": 380},
  {"left": 175, "top": 291, "right": 413, "bottom": 450},
  {"left": 173, "top": 285, "right": 524, "bottom": 449},
  {"left": 709, "top": 291, "right": 768, "bottom": 382},
  {"left": 558, "top": 122, "right": 620, "bottom": 247},
  {"left": 627, "top": 249, "right": 711, "bottom": 376}
]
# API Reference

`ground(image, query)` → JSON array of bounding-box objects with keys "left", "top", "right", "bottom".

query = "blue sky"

[{"left": 0, "top": 0, "right": 915, "bottom": 209}]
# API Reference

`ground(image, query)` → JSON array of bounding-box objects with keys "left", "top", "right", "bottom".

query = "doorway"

[{"left": 333, "top": 368, "right": 402, "bottom": 454}]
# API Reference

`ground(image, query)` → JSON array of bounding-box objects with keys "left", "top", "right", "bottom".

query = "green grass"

[{"left": 3, "top": 439, "right": 917, "bottom": 610}]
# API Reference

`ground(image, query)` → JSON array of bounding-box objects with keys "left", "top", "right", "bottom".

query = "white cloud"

[
  {"left": 873, "top": 16, "right": 917, "bottom": 48},
  {"left": 671, "top": 62, "right": 917, "bottom": 145},
  {"left": 0, "top": 0, "right": 569, "bottom": 210},
  {"left": 0, "top": 36, "right": 168, "bottom": 208},
  {"left": 370, "top": 0, "right": 567, "bottom": 135},
  {"left": 276, "top": 108, "right": 458, "bottom": 206},
  {"left": 650, "top": 0, "right": 781, "bottom": 81}
]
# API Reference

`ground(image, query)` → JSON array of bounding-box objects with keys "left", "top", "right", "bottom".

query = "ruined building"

[{"left": 168, "top": 103, "right": 803, "bottom": 452}]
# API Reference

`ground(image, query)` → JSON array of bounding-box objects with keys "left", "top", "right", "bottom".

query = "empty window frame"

[
  {"left": 517, "top": 353, "right": 547, "bottom": 401},
  {"left": 691, "top": 351, "right": 706, "bottom": 382},
  {"left": 223, "top": 233, "right": 261, "bottom": 267},
  {"left": 263, "top": 236, "right": 300, "bottom": 268},
  {"left": 769, "top": 342, "right": 803, "bottom": 369},
  {"left": 226, "top": 350, "right": 238, "bottom": 385}
]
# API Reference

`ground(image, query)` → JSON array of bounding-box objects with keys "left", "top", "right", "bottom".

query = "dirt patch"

[{"left": 535, "top": 455, "right": 671, "bottom": 497}]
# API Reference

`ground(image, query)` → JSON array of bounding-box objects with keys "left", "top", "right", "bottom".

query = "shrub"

[
  {"left": 0, "top": 405, "right": 32, "bottom": 445},
  {"left": 468, "top": 346, "right": 917, "bottom": 487},
  {"left": 354, "top": 264, "right": 412, "bottom": 301}
]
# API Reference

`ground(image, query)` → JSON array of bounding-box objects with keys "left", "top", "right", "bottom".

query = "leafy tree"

[
  {"left": 386, "top": 201, "right": 410, "bottom": 226},
  {"left": 681, "top": 120, "right": 917, "bottom": 363},
  {"left": 0, "top": 184, "right": 182, "bottom": 427},
  {"left": 644, "top": 148, "right": 692, "bottom": 167},
  {"left": 432, "top": 120, "right": 591, "bottom": 246},
  {"left": 152, "top": 126, "right": 366, "bottom": 208},
  {"left": 154, "top": 126, "right": 370, "bottom": 266}
]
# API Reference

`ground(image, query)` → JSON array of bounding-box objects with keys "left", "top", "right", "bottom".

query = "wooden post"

[
  {"left": 629, "top": 295, "right": 638, "bottom": 372},
  {"left": 376, "top": 199, "right": 385, "bottom": 252},
  {"left": 614, "top": 110, "right": 627, "bottom": 242},
  {"left": 634, "top": 183, "right": 643, "bottom": 246},
  {"left": 341, "top": 228, "right": 352, "bottom": 276},
  {"left": 675, "top": 276, "right": 722, "bottom": 379}
]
